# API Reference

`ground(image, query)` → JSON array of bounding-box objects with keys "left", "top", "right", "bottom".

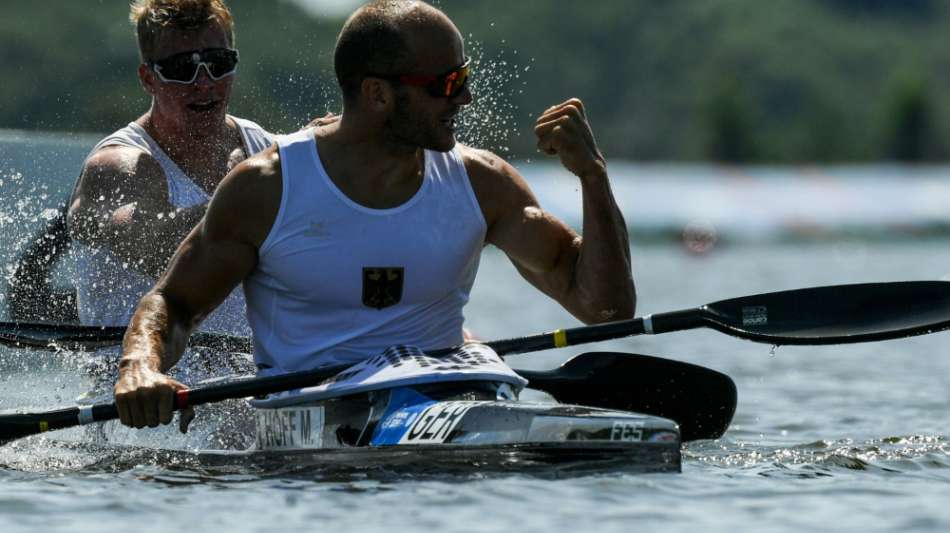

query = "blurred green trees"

[
  {"left": 881, "top": 75, "right": 939, "bottom": 161},
  {"left": 701, "top": 77, "right": 759, "bottom": 163},
  {"left": 2, "top": 0, "right": 949, "bottom": 162}
]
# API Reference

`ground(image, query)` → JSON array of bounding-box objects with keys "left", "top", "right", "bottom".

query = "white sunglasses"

[{"left": 149, "top": 48, "right": 239, "bottom": 84}]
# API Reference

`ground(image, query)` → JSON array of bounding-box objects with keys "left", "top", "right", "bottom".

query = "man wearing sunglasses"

[
  {"left": 113, "top": 0, "right": 635, "bottom": 433},
  {"left": 66, "top": 0, "right": 271, "bottom": 338}
]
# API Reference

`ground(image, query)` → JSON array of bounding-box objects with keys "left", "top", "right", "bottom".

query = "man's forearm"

[
  {"left": 574, "top": 170, "right": 636, "bottom": 322},
  {"left": 120, "top": 291, "right": 191, "bottom": 375}
]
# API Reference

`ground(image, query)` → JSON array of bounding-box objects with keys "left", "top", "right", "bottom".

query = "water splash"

[
  {"left": 237, "top": 57, "right": 341, "bottom": 134},
  {"left": 0, "top": 166, "right": 69, "bottom": 292},
  {"left": 456, "top": 36, "right": 531, "bottom": 158}
]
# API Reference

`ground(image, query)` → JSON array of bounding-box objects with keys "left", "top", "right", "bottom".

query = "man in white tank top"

[
  {"left": 66, "top": 0, "right": 272, "bottom": 337},
  {"left": 113, "top": 0, "right": 636, "bottom": 432}
]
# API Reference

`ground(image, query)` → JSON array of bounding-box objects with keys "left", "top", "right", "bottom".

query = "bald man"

[{"left": 114, "top": 0, "right": 635, "bottom": 432}]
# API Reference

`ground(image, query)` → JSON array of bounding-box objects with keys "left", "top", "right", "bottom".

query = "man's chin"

[{"left": 430, "top": 135, "right": 457, "bottom": 153}]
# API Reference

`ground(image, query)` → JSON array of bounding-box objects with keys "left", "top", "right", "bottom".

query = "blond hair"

[{"left": 130, "top": 0, "right": 235, "bottom": 61}]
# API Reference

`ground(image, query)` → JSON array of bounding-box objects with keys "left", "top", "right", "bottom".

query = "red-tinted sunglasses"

[{"left": 373, "top": 58, "right": 471, "bottom": 98}]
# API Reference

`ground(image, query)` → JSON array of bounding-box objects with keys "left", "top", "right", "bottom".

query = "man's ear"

[
  {"left": 138, "top": 63, "right": 158, "bottom": 95},
  {"left": 360, "top": 77, "right": 396, "bottom": 112}
]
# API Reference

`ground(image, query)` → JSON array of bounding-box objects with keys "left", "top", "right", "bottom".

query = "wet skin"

[{"left": 114, "top": 6, "right": 635, "bottom": 432}]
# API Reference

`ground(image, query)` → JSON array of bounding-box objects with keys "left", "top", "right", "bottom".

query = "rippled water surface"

[{"left": 1, "top": 133, "right": 949, "bottom": 532}]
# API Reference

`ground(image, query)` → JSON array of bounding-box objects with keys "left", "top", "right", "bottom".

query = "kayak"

[
  {"left": 223, "top": 345, "right": 682, "bottom": 473},
  {"left": 237, "top": 384, "right": 682, "bottom": 474},
  {"left": 72, "top": 392, "right": 681, "bottom": 477},
  {"left": 183, "top": 410, "right": 681, "bottom": 477},
  {"left": 2, "top": 343, "right": 686, "bottom": 475}
]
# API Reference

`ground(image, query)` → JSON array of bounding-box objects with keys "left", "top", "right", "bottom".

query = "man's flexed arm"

[
  {"left": 535, "top": 98, "right": 635, "bottom": 321},
  {"left": 466, "top": 99, "right": 635, "bottom": 324},
  {"left": 115, "top": 148, "right": 282, "bottom": 431}
]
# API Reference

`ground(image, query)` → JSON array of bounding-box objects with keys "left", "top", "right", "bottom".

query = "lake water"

[{"left": 0, "top": 131, "right": 949, "bottom": 532}]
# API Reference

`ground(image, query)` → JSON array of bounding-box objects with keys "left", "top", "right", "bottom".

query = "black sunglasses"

[{"left": 149, "top": 48, "right": 239, "bottom": 84}]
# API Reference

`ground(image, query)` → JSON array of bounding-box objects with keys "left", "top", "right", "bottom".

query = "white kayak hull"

[{"left": 247, "top": 392, "right": 682, "bottom": 474}]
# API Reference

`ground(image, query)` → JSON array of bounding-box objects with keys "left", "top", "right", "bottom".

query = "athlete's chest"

[{"left": 256, "top": 195, "right": 485, "bottom": 308}]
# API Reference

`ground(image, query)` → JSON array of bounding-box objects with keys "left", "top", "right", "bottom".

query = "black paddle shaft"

[{"left": 0, "top": 366, "right": 349, "bottom": 445}]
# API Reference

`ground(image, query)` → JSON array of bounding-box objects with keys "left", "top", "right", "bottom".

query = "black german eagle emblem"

[{"left": 362, "top": 267, "right": 404, "bottom": 310}]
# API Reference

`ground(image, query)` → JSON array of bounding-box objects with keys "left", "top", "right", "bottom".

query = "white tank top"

[
  {"left": 244, "top": 129, "right": 486, "bottom": 375},
  {"left": 73, "top": 116, "right": 273, "bottom": 335}
]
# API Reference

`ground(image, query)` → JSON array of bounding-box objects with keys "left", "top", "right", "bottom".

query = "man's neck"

[
  {"left": 138, "top": 107, "right": 241, "bottom": 194},
  {"left": 141, "top": 109, "right": 233, "bottom": 162},
  {"left": 326, "top": 115, "right": 424, "bottom": 186},
  {"left": 317, "top": 117, "right": 426, "bottom": 209}
]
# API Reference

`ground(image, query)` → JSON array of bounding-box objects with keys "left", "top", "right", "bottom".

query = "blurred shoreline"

[{"left": 5, "top": 130, "right": 950, "bottom": 249}]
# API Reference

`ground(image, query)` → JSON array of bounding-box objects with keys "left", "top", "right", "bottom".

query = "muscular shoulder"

[
  {"left": 203, "top": 145, "right": 283, "bottom": 247},
  {"left": 460, "top": 145, "right": 512, "bottom": 182},
  {"left": 75, "top": 146, "right": 169, "bottom": 205},
  {"left": 69, "top": 146, "right": 169, "bottom": 225},
  {"left": 459, "top": 144, "right": 539, "bottom": 226}
]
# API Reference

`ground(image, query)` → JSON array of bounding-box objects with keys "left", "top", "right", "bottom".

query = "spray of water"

[{"left": 456, "top": 36, "right": 532, "bottom": 158}]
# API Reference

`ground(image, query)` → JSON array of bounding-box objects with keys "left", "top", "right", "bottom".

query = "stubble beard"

[{"left": 384, "top": 90, "right": 455, "bottom": 153}]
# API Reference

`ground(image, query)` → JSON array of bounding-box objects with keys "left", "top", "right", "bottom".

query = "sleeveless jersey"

[
  {"left": 73, "top": 116, "right": 273, "bottom": 335},
  {"left": 244, "top": 129, "right": 486, "bottom": 375}
]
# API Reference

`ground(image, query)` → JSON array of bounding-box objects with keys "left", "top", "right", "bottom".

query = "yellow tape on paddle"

[
  {"left": 39, "top": 421, "right": 49, "bottom": 433},
  {"left": 553, "top": 329, "right": 568, "bottom": 348}
]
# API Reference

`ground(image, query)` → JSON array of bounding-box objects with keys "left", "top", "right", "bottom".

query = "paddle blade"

[
  {"left": 520, "top": 352, "right": 736, "bottom": 441},
  {"left": 702, "top": 281, "right": 950, "bottom": 345}
]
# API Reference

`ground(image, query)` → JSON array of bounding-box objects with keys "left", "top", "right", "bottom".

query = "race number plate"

[
  {"left": 397, "top": 401, "right": 477, "bottom": 445},
  {"left": 254, "top": 406, "right": 325, "bottom": 450}
]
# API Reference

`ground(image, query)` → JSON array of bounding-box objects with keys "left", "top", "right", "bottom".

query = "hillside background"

[{"left": 2, "top": 0, "right": 949, "bottom": 162}]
